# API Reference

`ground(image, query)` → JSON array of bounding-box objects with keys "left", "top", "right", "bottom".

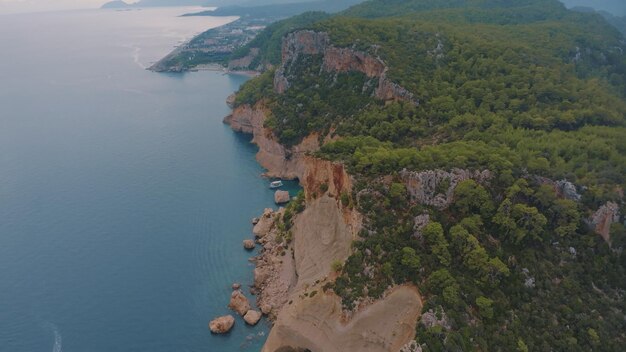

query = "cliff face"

[
  {"left": 275, "top": 30, "right": 417, "bottom": 104},
  {"left": 257, "top": 157, "right": 423, "bottom": 352},
  {"left": 227, "top": 103, "right": 423, "bottom": 350},
  {"left": 228, "top": 48, "right": 260, "bottom": 71},
  {"left": 224, "top": 29, "right": 424, "bottom": 352},
  {"left": 224, "top": 103, "right": 317, "bottom": 179},
  {"left": 589, "top": 201, "right": 621, "bottom": 243}
]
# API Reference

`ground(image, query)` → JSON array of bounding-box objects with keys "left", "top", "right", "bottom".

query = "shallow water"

[{"left": 0, "top": 8, "right": 291, "bottom": 351}]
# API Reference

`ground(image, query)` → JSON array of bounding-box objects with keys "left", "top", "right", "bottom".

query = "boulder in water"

[
  {"left": 243, "top": 239, "right": 255, "bottom": 250},
  {"left": 244, "top": 310, "right": 262, "bottom": 325},
  {"left": 209, "top": 315, "right": 235, "bottom": 334},
  {"left": 274, "top": 190, "right": 290, "bottom": 204},
  {"left": 228, "top": 290, "right": 251, "bottom": 316}
]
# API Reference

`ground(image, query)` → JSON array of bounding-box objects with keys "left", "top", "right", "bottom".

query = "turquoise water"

[{"left": 0, "top": 8, "right": 295, "bottom": 352}]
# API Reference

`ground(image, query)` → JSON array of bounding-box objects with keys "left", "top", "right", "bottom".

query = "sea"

[{"left": 0, "top": 7, "right": 296, "bottom": 352}]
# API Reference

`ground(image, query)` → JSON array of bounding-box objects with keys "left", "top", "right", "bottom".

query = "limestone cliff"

[
  {"left": 247, "top": 146, "right": 422, "bottom": 352},
  {"left": 225, "top": 92, "right": 422, "bottom": 352},
  {"left": 224, "top": 102, "right": 316, "bottom": 179},
  {"left": 275, "top": 30, "right": 417, "bottom": 104},
  {"left": 224, "top": 28, "right": 423, "bottom": 352},
  {"left": 589, "top": 201, "right": 621, "bottom": 243}
]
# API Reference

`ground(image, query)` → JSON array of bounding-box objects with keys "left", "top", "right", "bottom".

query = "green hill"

[{"left": 234, "top": 0, "right": 626, "bottom": 350}]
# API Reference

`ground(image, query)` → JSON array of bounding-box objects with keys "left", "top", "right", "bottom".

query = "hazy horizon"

[{"left": 1, "top": 0, "right": 625, "bottom": 16}]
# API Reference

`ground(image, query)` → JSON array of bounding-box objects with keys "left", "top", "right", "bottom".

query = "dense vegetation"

[{"left": 233, "top": 0, "right": 626, "bottom": 350}]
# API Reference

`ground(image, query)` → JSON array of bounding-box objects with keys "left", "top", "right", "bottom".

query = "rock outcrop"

[
  {"left": 228, "top": 290, "right": 251, "bottom": 316},
  {"left": 228, "top": 48, "right": 260, "bottom": 71},
  {"left": 262, "top": 286, "right": 422, "bottom": 352},
  {"left": 274, "top": 190, "right": 291, "bottom": 204},
  {"left": 291, "top": 194, "right": 354, "bottom": 289},
  {"left": 400, "top": 168, "right": 492, "bottom": 209},
  {"left": 275, "top": 30, "right": 417, "bottom": 104},
  {"left": 532, "top": 176, "right": 582, "bottom": 201},
  {"left": 209, "top": 315, "right": 235, "bottom": 334},
  {"left": 243, "top": 239, "right": 256, "bottom": 250},
  {"left": 253, "top": 208, "right": 277, "bottom": 237},
  {"left": 555, "top": 179, "right": 582, "bottom": 201},
  {"left": 224, "top": 103, "right": 318, "bottom": 179},
  {"left": 589, "top": 201, "right": 621, "bottom": 243},
  {"left": 252, "top": 207, "right": 297, "bottom": 320},
  {"left": 244, "top": 310, "right": 263, "bottom": 325}
]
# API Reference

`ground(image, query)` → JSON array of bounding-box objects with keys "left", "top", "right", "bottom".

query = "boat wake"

[
  {"left": 132, "top": 46, "right": 147, "bottom": 69},
  {"left": 41, "top": 321, "right": 62, "bottom": 352},
  {"left": 52, "top": 328, "right": 62, "bottom": 352}
]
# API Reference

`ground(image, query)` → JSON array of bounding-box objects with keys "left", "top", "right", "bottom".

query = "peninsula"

[{"left": 167, "top": 0, "right": 626, "bottom": 350}]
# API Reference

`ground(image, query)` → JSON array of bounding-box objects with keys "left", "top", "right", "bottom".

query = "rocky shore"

[
  {"left": 223, "top": 37, "right": 424, "bottom": 347},
  {"left": 225, "top": 99, "right": 424, "bottom": 351}
]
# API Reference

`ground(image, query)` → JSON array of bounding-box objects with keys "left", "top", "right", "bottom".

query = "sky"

[
  {"left": 0, "top": 0, "right": 117, "bottom": 14},
  {"left": 1, "top": 0, "right": 625, "bottom": 16}
]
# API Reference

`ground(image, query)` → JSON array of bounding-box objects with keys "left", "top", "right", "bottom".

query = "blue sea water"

[{"left": 0, "top": 8, "right": 294, "bottom": 352}]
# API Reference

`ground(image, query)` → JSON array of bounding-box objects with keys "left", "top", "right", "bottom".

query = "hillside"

[{"left": 228, "top": 0, "right": 626, "bottom": 350}]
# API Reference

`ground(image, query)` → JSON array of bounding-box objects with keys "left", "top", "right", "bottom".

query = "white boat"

[{"left": 269, "top": 180, "right": 283, "bottom": 189}]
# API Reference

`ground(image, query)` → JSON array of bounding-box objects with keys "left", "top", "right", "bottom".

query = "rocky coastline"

[
  {"left": 223, "top": 59, "right": 424, "bottom": 350},
  {"left": 215, "top": 27, "right": 622, "bottom": 351},
  {"left": 224, "top": 101, "right": 424, "bottom": 351}
]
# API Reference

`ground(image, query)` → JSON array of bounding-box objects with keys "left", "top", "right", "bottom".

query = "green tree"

[
  {"left": 453, "top": 179, "right": 494, "bottom": 218},
  {"left": 475, "top": 296, "right": 494, "bottom": 319},
  {"left": 423, "top": 222, "right": 452, "bottom": 266},
  {"left": 400, "top": 247, "right": 421, "bottom": 270}
]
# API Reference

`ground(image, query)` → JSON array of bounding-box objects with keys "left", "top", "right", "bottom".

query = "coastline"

[{"left": 224, "top": 97, "right": 423, "bottom": 351}]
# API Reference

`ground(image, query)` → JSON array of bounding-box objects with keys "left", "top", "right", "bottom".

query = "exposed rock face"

[
  {"left": 252, "top": 207, "right": 297, "bottom": 320},
  {"left": 228, "top": 290, "right": 251, "bottom": 316},
  {"left": 244, "top": 309, "right": 263, "bottom": 325},
  {"left": 400, "top": 340, "right": 423, "bottom": 352},
  {"left": 253, "top": 208, "right": 276, "bottom": 237},
  {"left": 556, "top": 179, "right": 581, "bottom": 201},
  {"left": 292, "top": 194, "right": 354, "bottom": 289},
  {"left": 224, "top": 103, "right": 318, "bottom": 179},
  {"left": 262, "top": 286, "right": 422, "bottom": 352},
  {"left": 274, "top": 190, "right": 291, "bottom": 204},
  {"left": 209, "top": 315, "right": 235, "bottom": 334},
  {"left": 413, "top": 213, "right": 431, "bottom": 238},
  {"left": 533, "top": 176, "right": 582, "bottom": 201},
  {"left": 228, "top": 48, "right": 260, "bottom": 71},
  {"left": 400, "top": 168, "right": 492, "bottom": 209},
  {"left": 223, "top": 103, "right": 263, "bottom": 134},
  {"left": 275, "top": 30, "right": 417, "bottom": 104},
  {"left": 243, "top": 239, "right": 256, "bottom": 250},
  {"left": 420, "top": 309, "right": 450, "bottom": 330},
  {"left": 589, "top": 201, "right": 621, "bottom": 243}
]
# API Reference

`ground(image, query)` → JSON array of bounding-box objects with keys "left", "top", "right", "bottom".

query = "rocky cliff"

[
  {"left": 225, "top": 94, "right": 421, "bottom": 352},
  {"left": 589, "top": 201, "right": 621, "bottom": 243},
  {"left": 274, "top": 30, "right": 417, "bottom": 104},
  {"left": 247, "top": 147, "right": 423, "bottom": 352},
  {"left": 224, "top": 102, "right": 316, "bottom": 179},
  {"left": 400, "top": 168, "right": 493, "bottom": 209}
]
